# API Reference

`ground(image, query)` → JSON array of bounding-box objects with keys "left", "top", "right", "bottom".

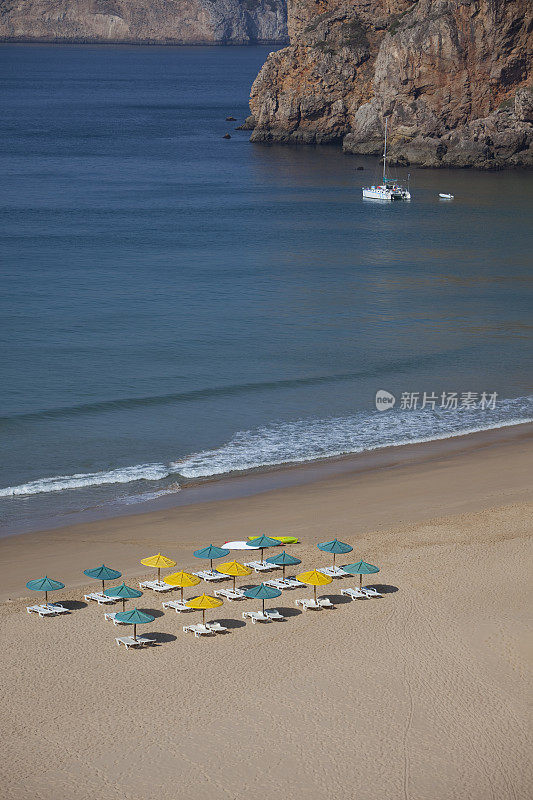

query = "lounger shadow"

[
  {"left": 275, "top": 607, "right": 302, "bottom": 618},
  {"left": 213, "top": 617, "right": 246, "bottom": 630},
  {"left": 60, "top": 600, "right": 87, "bottom": 610},
  {"left": 371, "top": 584, "right": 398, "bottom": 594},
  {"left": 143, "top": 631, "right": 176, "bottom": 644}
]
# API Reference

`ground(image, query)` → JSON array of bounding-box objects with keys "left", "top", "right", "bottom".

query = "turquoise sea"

[{"left": 1, "top": 44, "right": 532, "bottom": 533}]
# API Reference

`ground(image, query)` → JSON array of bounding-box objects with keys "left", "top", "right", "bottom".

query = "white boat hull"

[{"left": 363, "top": 187, "right": 411, "bottom": 201}]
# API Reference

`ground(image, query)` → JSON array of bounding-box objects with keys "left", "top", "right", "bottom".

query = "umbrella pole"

[
  {"left": 45, "top": 590, "right": 48, "bottom": 605},
  {"left": 333, "top": 553, "right": 336, "bottom": 568},
  {"left": 122, "top": 598, "right": 126, "bottom": 611},
  {"left": 102, "top": 579, "right": 105, "bottom": 592},
  {"left": 133, "top": 623, "right": 137, "bottom": 642},
  {"left": 261, "top": 548, "right": 264, "bottom": 565},
  {"left": 233, "top": 576, "right": 236, "bottom": 592},
  {"left": 262, "top": 599, "right": 265, "bottom": 614},
  {"left": 282, "top": 565, "right": 286, "bottom": 579},
  {"left": 181, "top": 587, "right": 184, "bottom": 602},
  {"left": 210, "top": 559, "right": 213, "bottom": 572},
  {"left": 360, "top": 574, "right": 362, "bottom": 588},
  {"left": 158, "top": 567, "right": 161, "bottom": 583},
  {"left": 314, "top": 585, "right": 317, "bottom": 602},
  {"left": 202, "top": 609, "right": 206, "bottom": 625}
]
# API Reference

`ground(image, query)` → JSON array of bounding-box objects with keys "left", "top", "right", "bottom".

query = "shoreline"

[
  {"left": 3, "top": 420, "right": 532, "bottom": 539},
  {"left": 1, "top": 420, "right": 531, "bottom": 602}
]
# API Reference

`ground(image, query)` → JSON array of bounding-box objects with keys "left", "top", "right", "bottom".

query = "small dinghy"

[{"left": 439, "top": 193, "right": 454, "bottom": 199}]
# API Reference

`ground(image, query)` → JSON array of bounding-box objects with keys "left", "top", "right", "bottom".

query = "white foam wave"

[
  {"left": 173, "top": 396, "right": 533, "bottom": 479},
  {"left": 0, "top": 463, "right": 171, "bottom": 497}
]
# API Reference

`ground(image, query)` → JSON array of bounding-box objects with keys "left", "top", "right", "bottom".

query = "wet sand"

[{"left": 1, "top": 428, "right": 531, "bottom": 799}]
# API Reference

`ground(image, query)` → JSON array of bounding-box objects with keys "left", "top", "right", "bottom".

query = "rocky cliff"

[
  {"left": 247, "top": 0, "right": 533, "bottom": 167},
  {"left": 0, "top": 0, "right": 288, "bottom": 44}
]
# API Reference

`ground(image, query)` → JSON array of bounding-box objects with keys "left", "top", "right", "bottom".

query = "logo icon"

[{"left": 375, "top": 389, "right": 396, "bottom": 411}]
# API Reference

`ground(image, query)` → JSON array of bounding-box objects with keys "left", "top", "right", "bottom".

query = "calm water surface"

[{"left": 1, "top": 44, "right": 532, "bottom": 533}]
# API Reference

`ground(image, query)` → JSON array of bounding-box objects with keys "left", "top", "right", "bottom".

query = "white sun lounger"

[
  {"left": 318, "top": 597, "right": 335, "bottom": 608},
  {"left": 360, "top": 587, "right": 383, "bottom": 598},
  {"left": 264, "top": 579, "right": 290, "bottom": 590},
  {"left": 161, "top": 599, "right": 192, "bottom": 613},
  {"left": 105, "top": 612, "right": 128, "bottom": 624},
  {"left": 115, "top": 636, "right": 155, "bottom": 649},
  {"left": 282, "top": 577, "right": 302, "bottom": 588},
  {"left": 213, "top": 588, "right": 246, "bottom": 600},
  {"left": 318, "top": 566, "right": 349, "bottom": 578},
  {"left": 244, "top": 561, "right": 276, "bottom": 572},
  {"left": 183, "top": 624, "right": 215, "bottom": 637},
  {"left": 295, "top": 598, "right": 322, "bottom": 611},
  {"left": 84, "top": 592, "right": 117, "bottom": 604},
  {"left": 139, "top": 580, "right": 173, "bottom": 592},
  {"left": 206, "top": 621, "right": 228, "bottom": 633},
  {"left": 265, "top": 608, "right": 285, "bottom": 621},
  {"left": 44, "top": 603, "right": 69, "bottom": 613},
  {"left": 341, "top": 587, "right": 369, "bottom": 600},
  {"left": 243, "top": 610, "right": 272, "bottom": 623},
  {"left": 193, "top": 570, "right": 227, "bottom": 582},
  {"left": 26, "top": 604, "right": 58, "bottom": 617}
]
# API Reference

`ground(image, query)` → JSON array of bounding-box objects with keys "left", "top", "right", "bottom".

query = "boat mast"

[{"left": 383, "top": 117, "right": 387, "bottom": 182}]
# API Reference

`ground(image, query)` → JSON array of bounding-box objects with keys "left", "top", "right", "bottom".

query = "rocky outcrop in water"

[
  {"left": 0, "top": 0, "right": 288, "bottom": 44},
  {"left": 247, "top": 0, "right": 533, "bottom": 168}
]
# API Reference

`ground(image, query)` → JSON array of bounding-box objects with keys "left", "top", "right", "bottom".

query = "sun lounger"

[
  {"left": 283, "top": 577, "right": 302, "bottom": 588},
  {"left": 295, "top": 598, "right": 322, "bottom": 611},
  {"left": 138, "top": 580, "right": 173, "bottom": 592},
  {"left": 206, "top": 621, "right": 228, "bottom": 633},
  {"left": 105, "top": 612, "right": 129, "bottom": 624},
  {"left": 26, "top": 604, "right": 58, "bottom": 617},
  {"left": 360, "top": 587, "right": 383, "bottom": 598},
  {"left": 44, "top": 603, "right": 69, "bottom": 613},
  {"left": 318, "top": 566, "right": 349, "bottom": 578},
  {"left": 264, "top": 608, "right": 285, "bottom": 621},
  {"left": 183, "top": 624, "right": 215, "bottom": 637},
  {"left": 115, "top": 636, "right": 155, "bottom": 649},
  {"left": 161, "top": 599, "right": 192, "bottom": 613},
  {"left": 318, "top": 597, "right": 335, "bottom": 608},
  {"left": 84, "top": 592, "right": 117, "bottom": 604},
  {"left": 264, "top": 579, "right": 289, "bottom": 590},
  {"left": 213, "top": 588, "right": 246, "bottom": 600},
  {"left": 341, "top": 587, "right": 369, "bottom": 600},
  {"left": 192, "top": 570, "right": 227, "bottom": 582},
  {"left": 244, "top": 561, "right": 276, "bottom": 572},
  {"left": 242, "top": 610, "right": 272, "bottom": 623}
]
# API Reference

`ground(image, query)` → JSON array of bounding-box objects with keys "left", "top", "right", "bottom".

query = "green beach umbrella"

[
  {"left": 103, "top": 582, "right": 142, "bottom": 611},
  {"left": 26, "top": 576, "right": 65, "bottom": 606},
  {"left": 266, "top": 550, "right": 302, "bottom": 578},
  {"left": 83, "top": 564, "right": 122, "bottom": 592},
  {"left": 193, "top": 545, "right": 230, "bottom": 572},
  {"left": 114, "top": 607, "right": 154, "bottom": 643},
  {"left": 243, "top": 583, "right": 282, "bottom": 615},
  {"left": 342, "top": 561, "right": 380, "bottom": 588},
  {"left": 317, "top": 538, "right": 353, "bottom": 567},
  {"left": 246, "top": 535, "right": 280, "bottom": 565}
]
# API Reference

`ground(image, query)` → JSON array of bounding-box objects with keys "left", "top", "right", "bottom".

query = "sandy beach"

[{"left": 1, "top": 427, "right": 532, "bottom": 800}]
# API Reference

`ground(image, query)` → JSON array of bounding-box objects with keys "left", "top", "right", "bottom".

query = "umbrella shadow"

[
  {"left": 321, "top": 594, "right": 352, "bottom": 605},
  {"left": 60, "top": 600, "right": 87, "bottom": 611},
  {"left": 370, "top": 584, "right": 398, "bottom": 594},
  {"left": 140, "top": 608, "right": 165, "bottom": 618},
  {"left": 276, "top": 607, "right": 302, "bottom": 618},
  {"left": 213, "top": 618, "right": 246, "bottom": 630},
  {"left": 144, "top": 631, "right": 177, "bottom": 644}
]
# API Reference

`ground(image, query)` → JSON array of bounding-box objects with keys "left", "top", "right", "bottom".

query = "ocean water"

[{"left": 1, "top": 44, "right": 532, "bottom": 533}]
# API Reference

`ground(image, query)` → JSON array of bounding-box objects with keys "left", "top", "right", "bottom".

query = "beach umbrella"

[
  {"left": 114, "top": 607, "right": 154, "bottom": 643},
  {"left": 246, "top": 535, "right": 280, "bottom": 564},
  {"left": 83, "top": 564, "right": 122, "bottom": 592},
  {"left": 26, "top": 576, "right": 65, "bottom": 605},
  {"left": 266, "top": 550, "right": 302, "bottom": 578},
  {"left": 186, "top": 594, "right": 223, "bottom": 625},
  {"left": 243, "top": 583, "right": 282, "bottom": 615},
  {"left": 317, "top": 538, "right": 353, "bottom": 567},
  {"left": 216, "top": 560, "right": 252, "bottom": 591},
  {"left": 296, "top": 569, "right": 332, "bottom": 602},
  {"left": 193, "top": 544, "right": 230, "bottom": 572},
  {"left": 342, "top": 561, "right": 380, "bottom": 588},
  {"left": 140, "top": 553, "right": 177, "bottom": 583},
  {"left": 103, "top": 582, "right": 142, "bottom": 611},
  {"left": 163, "top": 570, "right": 201, "bottom": 601}
]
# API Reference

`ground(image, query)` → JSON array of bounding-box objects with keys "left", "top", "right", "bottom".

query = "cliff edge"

[
  {"left": 247, "top": 0, "right": 532, "bottom": 168},
  {"left": 0, "top": 0, "right": 288, "bottom": 45}
]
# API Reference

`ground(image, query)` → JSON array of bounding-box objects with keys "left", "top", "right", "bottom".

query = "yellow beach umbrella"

[
  {"left": 140, "top": 552, "right": 177, "bottom": 582},
  {"left": 186, "top": 593, "right": 223, "bottom": 625},
  {"left": 296, "top": 569, "right": 333, "bottom": 602},
  {"left": 216, "top": 560, "right": 252, "bottom": 591},
  {"left": 164, "top": 570, "right": 201, "bottom": 601}
]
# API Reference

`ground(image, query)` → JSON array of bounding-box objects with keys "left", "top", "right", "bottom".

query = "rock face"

[
  {"left": 248, "top": 0, "right": 533, "bottom": 167},
  {"left": 0, "top": 0, "right": 288, "bottom": 45}
]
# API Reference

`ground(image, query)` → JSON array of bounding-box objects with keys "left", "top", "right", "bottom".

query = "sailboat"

[{"left": 362, "top": 118, "right": 411, "bottom": 201}]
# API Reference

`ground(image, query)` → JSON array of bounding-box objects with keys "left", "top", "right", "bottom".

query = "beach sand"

[{"left": 1, "top": 428, "right": 532, "bottom": 800}]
